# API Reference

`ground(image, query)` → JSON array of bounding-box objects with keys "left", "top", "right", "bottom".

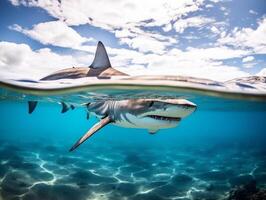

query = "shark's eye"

[{"left": 148, "top": 101, "right": 154, "bottom": 107}]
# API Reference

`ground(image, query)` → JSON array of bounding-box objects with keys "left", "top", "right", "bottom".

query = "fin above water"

[
  {"left": 89, "top": 41, "right": 111, "bottom": 69},
  {"left": 61, "top": 102, "right": 69, "bottom": 113},
  {"left": 69, "top": 116, "right": 112, "bottom": 152},
  {"left": 28, "top": 101, "right": 38, "bottom": 114}
]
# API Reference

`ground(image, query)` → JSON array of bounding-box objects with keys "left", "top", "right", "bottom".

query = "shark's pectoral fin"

[
  {"left": 61, "top": 102, "right": 69, "bottom": 113},
  {"left": 148, "top": 129, "right": 159, "bottom": 135},
  {"left": 28, "top": 101, "right": 38, "bottom": 114},
  {"left": 69, "top": 116, "right": 112, "bottom": 152}
]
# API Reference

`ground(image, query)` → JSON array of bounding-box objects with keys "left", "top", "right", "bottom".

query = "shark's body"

[
  {"left": 70, "top": 98, "right": 196, "bottom": 151},
  {"left": 27, "top": 41, "right": 197, "bottom": 151},
  {"left": 91, "top": 99, "right": 195, "bottom": 129},
  {"left": 87, "top": 99, "right": 196, "bottom": 130},
  {"left": 40, "top": 64, "right": 126, "bottom": 80}
]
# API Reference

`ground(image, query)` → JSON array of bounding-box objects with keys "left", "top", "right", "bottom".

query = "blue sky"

[{"left": 0, "top": 0, "right": 265, "bottom": 81}]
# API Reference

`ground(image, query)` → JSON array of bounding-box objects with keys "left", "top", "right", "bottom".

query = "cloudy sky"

[{"left": 0, "top": 0, "right": 266, "bottom": 81}]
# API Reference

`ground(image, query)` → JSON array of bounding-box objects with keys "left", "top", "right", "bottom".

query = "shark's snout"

[
  {"left": 171, "top": 99, "right": 197, "bottom": 118},
  {"left": 143, "top": 99, "right": 197, "bottom": 119},
  {"left": 124, "top": 98, "right": 197, "bottom": 132}
]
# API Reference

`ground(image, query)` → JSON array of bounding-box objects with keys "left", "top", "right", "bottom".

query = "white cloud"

[
  {"left": 162, "top": 23, "right": 172, "bottom": 32},
  {"left": 205, "top": 4, "right": 214, "bottom": 8},
  {"left": 115, "top": 45, "right": 251, "bottom": 81},
  {"left": 120, "top": 35, "right": 169, "bottom": 54},
  {"left": 256, "top": 68, "right": 266, "bottom": 77},
  {"left": 10, "top": 20, "right": 177, "bottom": 54},
  {"left": 257, "top": 68, "right": 266, "bottom": 76},
  {"left": 9, "top": 0, "right": 205, "bottom": 28},
  {"left": 173, "top": 16, "right": 214, "bottom": 33},
  {"left": 4, "top": 0, "right": 262, "bottom": 81},
  {"left": 249, "top": 10, "right": 258, "bottom": 15},
  {"left": 220, "top": 6, "right": 226, "bottom": 11},
  {"left": 9, "top": 21, "right": 94, "bottom": 50},
  {"left": 182, "top": 46, "right": 249, "bottom": 60},
  {"left": 9, "top": 0, "right": 20, "bottom": 6},
  {"left": 8, "top": 0, "right": 204, "bottom": 54},
  {"left": 0, "top": 41, "right": 91, "bottom": 79},
  {"left": 118, "top": 57, "right": 250, "bottom": 81},
  {"left": 114, "top": 26, "right": 177, "bottom": 54},
  {"left": 242, "top": 56, "right": 254, "bottom": 63},
  {"left": 243, "top": 63, "right": 257, "bottom": 69},
  {"left": 115, "top": 29, "right": 136, "bottom": 38},
  {"left": 218, "top": 17, "right": 266, "bottom": 54},
  {"left": 0, "top": 41, "right": 252, "bottom": 82},
  {"left": 210, "top": 26, "right": 220, "bottom": 34}
]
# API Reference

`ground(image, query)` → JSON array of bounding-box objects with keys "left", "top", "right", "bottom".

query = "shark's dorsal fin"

[
  {"left": 28, "top": 101, "right": 38, "bottom": 114},
  {"left": 69, "top": 116, "right": 112, "bottom": 151},
  {"left": 89, "top": 41, "right": 111, "bottom": 69}
]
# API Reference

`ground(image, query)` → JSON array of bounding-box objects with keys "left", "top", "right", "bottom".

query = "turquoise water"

[{"left": 0, "top": 88, "right": 266, "bottom": 200}]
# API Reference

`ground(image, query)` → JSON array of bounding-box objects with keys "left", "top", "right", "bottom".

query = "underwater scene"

[
  {"left": 1, "top": 0, "right": 266, "bottom": 199},
  {"left": 0, "top": 78, "right": 266, "bottom": 200}
]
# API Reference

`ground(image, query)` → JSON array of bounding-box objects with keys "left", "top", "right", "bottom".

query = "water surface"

[{"left": 0, "top": 78, "right": 266, "bottom": 200}]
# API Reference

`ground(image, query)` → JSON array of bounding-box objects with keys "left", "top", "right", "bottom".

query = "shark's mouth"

[{"left": 147, "top": 115, "right": 181, "bottom": 122}]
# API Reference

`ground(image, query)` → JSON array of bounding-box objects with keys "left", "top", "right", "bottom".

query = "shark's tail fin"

[{"left": 89, "top": 41, "right": 111, "bottom": 69}]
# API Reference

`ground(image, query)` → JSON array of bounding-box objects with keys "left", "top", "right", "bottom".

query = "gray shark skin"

[
  {"left": 28, "top": 41, "right": 127, "bottom": 113},
  {"left": 40, "top": 41, "right": 127, "bottom": 81},
  {"left": 70, "top": 99, "right": 196, "bottom": 151},
  {"left": 25, "top": 41, "right": 197, "bottom": 151}
]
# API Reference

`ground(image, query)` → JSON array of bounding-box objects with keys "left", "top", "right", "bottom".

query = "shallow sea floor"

[{"left": 0, "top": 139, "right": 266, "bottom": 200}]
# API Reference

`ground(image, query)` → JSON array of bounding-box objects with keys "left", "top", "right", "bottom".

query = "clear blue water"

[{"left": 0, "top": 89, "right": 266, "bottom": 200}]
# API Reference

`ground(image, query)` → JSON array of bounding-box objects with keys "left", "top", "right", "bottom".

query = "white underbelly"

[{"left": 113, "top": 113, "right": 178, "bottom": 130}]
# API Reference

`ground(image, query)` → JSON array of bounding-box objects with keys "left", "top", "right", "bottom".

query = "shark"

[
  {"left": 27, "top": 41, "right": 197, "bottom": 151},
  {"left": 70, "top": 99, "right": 196, "bottom": 151}
]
